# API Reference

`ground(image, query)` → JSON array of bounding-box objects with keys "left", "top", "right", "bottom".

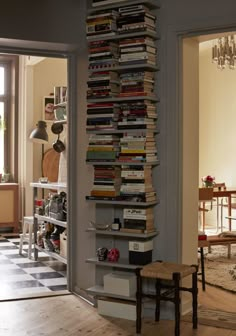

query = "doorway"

[
  {"left": 182, "top": 32, "right": 236, "bottom": 312},
  {"left": 0, "top": 50, "right": 71, "bottom": 301}
]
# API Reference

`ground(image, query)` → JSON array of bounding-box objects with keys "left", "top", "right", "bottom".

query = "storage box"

[
  {"left": 103, "top": 272, "right": 136, "bottom": 297},
  {"left": 60, "top": 230, "right": 67, "bottom": 258},
  {"left": 129, "top": 240, "right": 153, "bottom": 265},
  {"left": 98, "top": 298, "right": 136, "bottom": 320}
]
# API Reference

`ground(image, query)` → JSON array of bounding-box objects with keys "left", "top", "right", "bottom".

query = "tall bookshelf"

[{"left": 85, "top": 0, "right": 159, "bottom": 317}]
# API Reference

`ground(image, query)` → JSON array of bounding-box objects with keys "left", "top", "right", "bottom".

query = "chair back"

[{"left": 199, "top": 187, "right": 213, "bottom": 201}]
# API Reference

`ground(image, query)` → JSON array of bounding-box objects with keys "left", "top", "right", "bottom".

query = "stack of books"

[
  {"left": 88, "top": 40, "right": 119, "bottom": 71},
  {"left": 86, "top": 11, "right": 118, "bottom": 40},
  {"left": 119, "top": 36, "right": 156, "bottom": 67},
  {"left": 89, "top": 165, "right": 121, "bottom": 199},
  {"left": 118, "top": 72, "right": 155, "bottom": 97},
  {"left": 117, "top": 4, "right": 156, "bottom": 35},
  {"left": 87, "top": 102, "right": 119, "bottom": 130},
  {"left": 120, "top": 207, "right": 155, "bottom": 233},
  {"left": 118, "top": 132, "right": 157, "bottom": 163},
  {"left": 117, "top": 99, "right": 157, "bottom": 130},
  {"left": 86, "top": 134, "right": 120, "bottom": 162},
  {"left": 119, "top": 165, "right": 157, "bottom": 202}
]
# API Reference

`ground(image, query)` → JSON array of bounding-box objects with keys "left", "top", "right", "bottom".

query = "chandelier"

[{"left": 212, "top": 35, "right": 236, "bottom": 70}]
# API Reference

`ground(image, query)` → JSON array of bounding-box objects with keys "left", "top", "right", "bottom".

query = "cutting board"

[{"left": 42, "top": 148, "right": 60, "bottom": 182}]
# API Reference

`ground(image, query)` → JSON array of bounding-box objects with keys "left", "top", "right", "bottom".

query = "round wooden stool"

[{"left": 136, "top": 261, "right": 198, "bottom": 336}]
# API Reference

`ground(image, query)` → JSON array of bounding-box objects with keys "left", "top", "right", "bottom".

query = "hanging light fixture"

[{"left": 212, "top": 35, "right": 236, "bottom": 70}]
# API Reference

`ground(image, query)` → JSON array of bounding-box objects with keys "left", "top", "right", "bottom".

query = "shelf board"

[
  {"left": 86, "top": 285, "right": 136, "bottom": 301},
  {"left": 86, "top": 227, "right": 158, "bottom": 238},
  {"left": 86, "top": 128, "right": 159, "bottom": 134},
  {"left": 87, "top": 30, "right": 157, "bottom": 43},
  {"left": 54, "top": 102, "right": 67, "bottom": 108},
  {"left": 86, "top": 257, "right": 145, "bottom": 269},
  {"left": 86, "top": 199, "right": 158, "bottom": 206},
  {"left": 88, "top": 64, "right": 159, "bottom": 73},
  {"left": 88, "top": 0, "right": 159, "bottom": 13},
  {"left": 30, "top": 182, "right": 67, "bottom": 190},
  {"left": 86, "top": 160, "right": 160, "bottom": 166},
  {"left": 87, "top": 96, "right": 158, "bottom": 103},
  {"left": 53, "top": 120, "right": 67, "bottom": 125},
  {"left": 35, "top": 245, "right": 67, "bottom": 264},
  {"left": 35, "top": 214, "right": 67, "bottom": 228}
]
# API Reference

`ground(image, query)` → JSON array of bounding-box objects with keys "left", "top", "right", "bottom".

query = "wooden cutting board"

[{"left": 42, "top": 148, "right": 60, "bottom": 182}]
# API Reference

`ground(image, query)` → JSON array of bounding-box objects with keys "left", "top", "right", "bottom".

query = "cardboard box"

[
  {"left": 60, "top": 230, "right": 67, "bottom": 258},
  {"left": 129, "top": 240, "right": 153, "bottom": 265},
  {"left": 129, "top": 240, "right": 153, "bottom": 252},
  {"left": 103, "top": 272, "right": 136, "bottom": 297},
  {"left": 98, "top": 298, "right": 136, "bottom": 320}
]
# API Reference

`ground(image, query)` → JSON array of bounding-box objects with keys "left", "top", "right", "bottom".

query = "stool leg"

[
  {"left": 173, "top": 273, "right": 181, "bottom": 336},
  {"left": 200, "top": 247, "right": 206, "bottom": 291},
  {"left": 155, "top": 279, "right": 161, "bottom": 322},
  {"left": 28, "top": 222, "right": 33, "bottom": 259},
  {"left": 136, "top": 268, "right": 142, "bottom": 334},
  {"left": 19, "top": 234, "right": 23, "bottom": 255},
  {"left": 192, "top": 268, "right": 198, "bottom": 329}
]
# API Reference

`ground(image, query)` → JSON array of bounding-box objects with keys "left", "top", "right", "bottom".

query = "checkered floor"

[{"left": 0, "top": 235, "right": 67, "bottom": 300}]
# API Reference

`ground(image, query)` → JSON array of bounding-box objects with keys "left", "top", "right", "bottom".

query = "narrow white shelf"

[
  {"left": 87, "top": 96, "right": 158, "bottom": 103},
  {"left": 86, "top": 199, "right": 158, "bottom": 206},
  {"left": 30, "top": 182, "right": 67, "bottom": 190},
  {"left": 86, "top": 257, "right": 146, "bottom": 269},
  {"left": 35, "top": 214, "right": 67, "bottom": 228},
  {"left": 86, "top": 227, "right": 158, "bottom": 238},
  {"left": 88, "top": 0, "right": 159, "bottom": 12},
  {"left": 86, "top": 285, "right": 136, "bottom": 301},
  {"left": 35, "top": 244, "right": 67, "bottom": 264},
  {"left": 86, "top": 160, "right": 160, "bottom": 166}
]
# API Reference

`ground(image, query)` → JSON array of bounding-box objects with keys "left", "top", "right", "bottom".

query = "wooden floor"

[{"left": 0, "top": 286, "right": 235, "bottom": 336}]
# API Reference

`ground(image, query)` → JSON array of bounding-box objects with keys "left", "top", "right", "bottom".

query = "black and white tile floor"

[{"left": 0, "top": 235, "right": 67, "bottom": 300}]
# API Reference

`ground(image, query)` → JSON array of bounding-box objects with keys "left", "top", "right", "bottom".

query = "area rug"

[
  {"left": 182, "top": 306, "right": 236, "bottom": 330},
  {"left": 199, "top": 245, "right": 236, "bottom": 293}
]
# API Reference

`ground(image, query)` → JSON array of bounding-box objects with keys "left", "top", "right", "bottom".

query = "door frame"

[{"left": 0, "top": 40, "right": 78, "bottom": 295}]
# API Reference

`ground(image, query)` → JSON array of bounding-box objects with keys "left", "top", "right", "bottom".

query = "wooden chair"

[
  {"left": 198, "top": 187, "right": 214, "bottom": 232},
  {"left": 213, "top": 182, "right": 226, "bottom": 231}
]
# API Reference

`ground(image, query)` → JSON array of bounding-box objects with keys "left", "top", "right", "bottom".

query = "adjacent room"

[{"left": 0, "top": 55, "right": 69, "bottom": 300}]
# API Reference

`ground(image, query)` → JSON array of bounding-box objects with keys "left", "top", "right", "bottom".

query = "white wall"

[
  {"left": 199, "top": 41, "right": 236, "bottom": 187},
  {"left": 23, "top": 57, "right": 67, "bottom": 215}
]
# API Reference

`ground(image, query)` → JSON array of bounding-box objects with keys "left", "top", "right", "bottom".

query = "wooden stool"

[
  {"left": 136, "top": 261, "right": 198, "bottom": 336},
  {"left": 19, "top": 216, "right": 35, "bottom": 259}
]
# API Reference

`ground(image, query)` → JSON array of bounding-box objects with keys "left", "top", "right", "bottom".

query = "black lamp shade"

[{"left": 29, "top": 120, "right": 48, "bottom": 144}]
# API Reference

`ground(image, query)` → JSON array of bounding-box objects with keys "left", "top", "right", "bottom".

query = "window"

[{"left": 0, "top": 56, "right": 19, "bottom": 179}]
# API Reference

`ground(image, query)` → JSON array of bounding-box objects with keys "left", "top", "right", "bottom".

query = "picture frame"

[{"left": 43, "top": 96, "right": 55, "bottom": 122}]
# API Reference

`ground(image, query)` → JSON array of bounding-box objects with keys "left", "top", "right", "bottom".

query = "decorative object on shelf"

[
  {"left": 107, "top": 247, "right": 120, "bottom": 262},
  {"left": 111, "top": 217, "right": 121, "bottom": 230},
  {"left": 212, "top": 35, "right": 236, "bottom": 70},
  {"left": 96, "top": 247, "right": 108, "bottom": 261},
  {"left": 89, "top": 220, "right": 111, "bottom": 230},
  {"left": 43, "top": 96, "right": 55, "bottom": 122},
  {"left": 201, "top": 175, "right": 215, "bottom": 188}
]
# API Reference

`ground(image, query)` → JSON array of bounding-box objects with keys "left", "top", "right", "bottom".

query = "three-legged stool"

[{"left": 136, "top": 261, "right": 198, "bottom": 336}]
